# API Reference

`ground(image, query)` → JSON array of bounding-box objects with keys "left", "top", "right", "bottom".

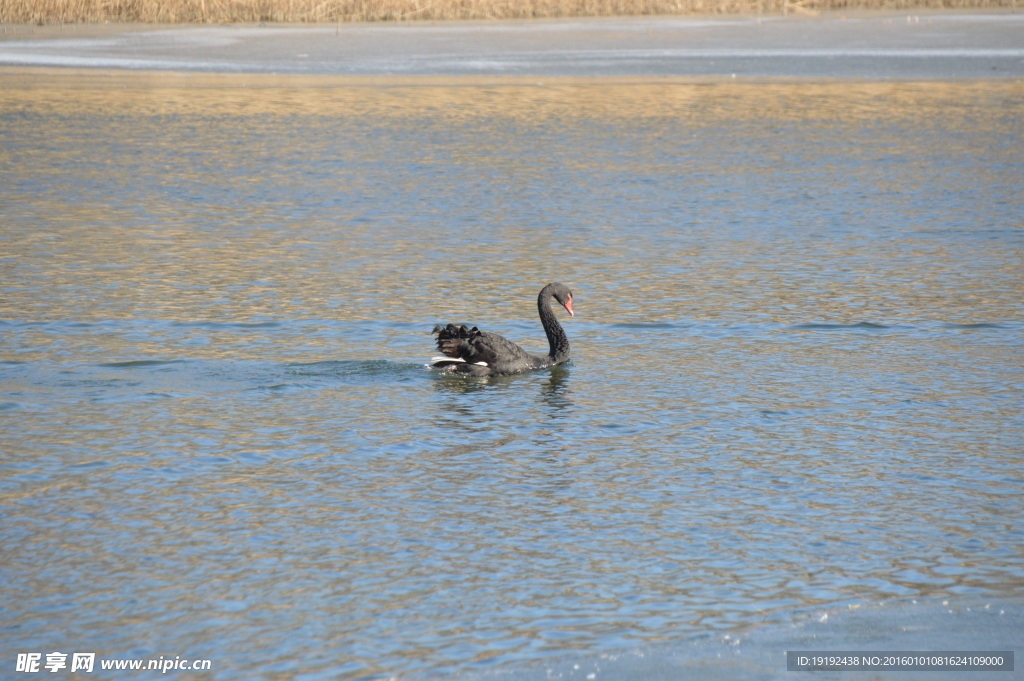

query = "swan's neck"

[{"left": 538, "top": 289, "right": 570, "bottom": 363}]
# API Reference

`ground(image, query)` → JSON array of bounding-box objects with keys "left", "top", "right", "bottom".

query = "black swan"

[{"left": 431, "top": 283, "right": 574, "bottom": 377}]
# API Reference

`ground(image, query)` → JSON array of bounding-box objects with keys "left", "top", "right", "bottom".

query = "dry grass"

[{"left": 1, "top": 0, "right": 1017, "bottom": 25}]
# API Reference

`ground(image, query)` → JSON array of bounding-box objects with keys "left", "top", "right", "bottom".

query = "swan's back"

[{"left": 431, "top": 324, "right": 545, "bottom": 376}]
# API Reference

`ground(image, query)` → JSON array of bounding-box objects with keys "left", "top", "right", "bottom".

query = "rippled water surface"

[{"left": 2, "top": 71, "right": 1022, "bottom": 679}]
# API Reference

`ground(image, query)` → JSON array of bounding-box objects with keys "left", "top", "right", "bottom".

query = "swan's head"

[{"left": 547, "top": 282, "right": 574, "bottom": 317}]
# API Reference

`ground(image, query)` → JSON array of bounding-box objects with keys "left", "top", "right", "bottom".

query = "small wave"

[
  {"left": 1, "top": 320, "right": 100, "bottom": 329},
  {"left": 790, "top": 322, "right": 892, "bottom": 331},
  {"left": 0, "top": 401, "right": 20, "bottom": 411},
  {"left": 169, "top": 321, "right": 281, "bottom": 330},
  {"left": 227, "top": 321, "right": 281, "bottom": 329},
  {"left": 97, "top": 359, "right": 186, "bottom": 368},
  {"left": 250, "top": 383, "right": 308, "bottom": 392},
  {"left": 192, "top": 455, "right": 235, "bottom": 465},
  {"left": 610, "top": 322, "right": 679, "bottom": 329},
  {"left": 287, "top": 359, "right": 421, "bottom": 378},
  {"left": 940, "top": 322, "right": 1005, "bottom": 330}
]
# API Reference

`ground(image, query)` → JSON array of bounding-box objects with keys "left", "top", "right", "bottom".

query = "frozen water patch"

[
  {"left": 1, "top": 14, "right": 1022, "bottom": 76},
  {"left": 0, "top": 51, "right": 243, "bottom": 71}
]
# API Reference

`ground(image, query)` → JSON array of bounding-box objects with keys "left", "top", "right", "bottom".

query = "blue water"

[{"left": 1, "top": 74, "right": 1022, "bottom": 679}]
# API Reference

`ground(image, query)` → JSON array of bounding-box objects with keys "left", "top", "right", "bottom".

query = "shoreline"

[
  {"left": 0, "top": 7, "right": 1020, "bottom": 34},
  {"left": 3, "top": 0, "right": 1020, "bottom": 26},
  {"left": 2, "top": 66, "right": 1023, "bottom": 84},
  {"left": 2, "top": 12, "right": 1023, "bottom": 79}
]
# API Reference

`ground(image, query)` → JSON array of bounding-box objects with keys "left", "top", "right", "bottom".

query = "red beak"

[{"left": 564, "top": 296, "right": 574, "bottom": 317}]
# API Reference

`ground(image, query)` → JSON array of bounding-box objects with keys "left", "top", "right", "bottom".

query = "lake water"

[{"left": 1, "top": 70, "right": 1022, "bottom": 679}]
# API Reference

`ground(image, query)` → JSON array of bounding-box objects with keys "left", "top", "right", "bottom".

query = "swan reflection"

[{"left": 430, "top": 365, "right": 574, "bottom": 430}]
